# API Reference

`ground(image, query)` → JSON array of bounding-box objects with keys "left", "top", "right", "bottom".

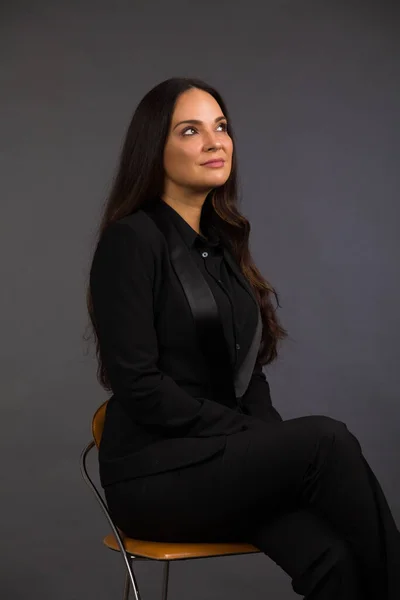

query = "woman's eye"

[{"left": 182, "top": 122, "right": 228, "bottom": 136}]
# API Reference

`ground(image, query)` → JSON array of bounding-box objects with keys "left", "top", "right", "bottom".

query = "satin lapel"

[
  {"left": 235, "top": 307, "right": 262, "bottom": 398},
  {"left": 147, "top": 205, "right": 237, "bottom": 408},
  {"left": 222, "top": 248, "right": 263, "bottom": 396},
  {"left": 222, "top": 247, "right": 257, "bottom": 307}
]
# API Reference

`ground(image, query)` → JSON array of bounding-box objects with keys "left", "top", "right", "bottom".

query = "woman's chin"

[{"left": 200, "top": 174, "right": 229, "bottom": 188}]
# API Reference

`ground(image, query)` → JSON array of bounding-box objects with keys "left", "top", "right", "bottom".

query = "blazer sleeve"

[
  {"left": 240, "top": 362, "right": 283, "bottom": 423},
  {"left": 90, "top": 222, "right": 252, "bottom": 437}
]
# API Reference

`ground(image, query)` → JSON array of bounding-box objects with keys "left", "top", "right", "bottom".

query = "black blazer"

[{"left": 90, "top": 198, "right": 282, "bottom": 487}]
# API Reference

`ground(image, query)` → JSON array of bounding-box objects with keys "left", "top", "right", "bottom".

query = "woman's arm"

[{"left": 90, "top": 222, "right": 251, "bottom": 437}]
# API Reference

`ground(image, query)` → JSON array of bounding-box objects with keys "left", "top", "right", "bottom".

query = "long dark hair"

[{"left": 85, "top": 77, "right": 287, "bottom": 390}]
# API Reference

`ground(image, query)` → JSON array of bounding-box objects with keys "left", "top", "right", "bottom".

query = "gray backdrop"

[{"left": 1, "top": 1, "right": 399, "bottom": 598}]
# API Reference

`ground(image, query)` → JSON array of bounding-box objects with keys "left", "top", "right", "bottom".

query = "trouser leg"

[
  {"left": 248, "top": 509, "right": 361, "bottom": 599},
  {"left": 220, "top": 415, "right": 400, "bottom": 598}
]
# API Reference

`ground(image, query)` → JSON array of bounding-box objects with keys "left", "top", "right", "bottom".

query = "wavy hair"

[{"left": 85, "top": 77, "right": 287, "bottom": 390}]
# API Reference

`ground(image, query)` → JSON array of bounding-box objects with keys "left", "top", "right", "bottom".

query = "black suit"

[
  {"left": 90, "top": 197, "right": 281, "bottom": 487},
  {"left": 90, "top": 197, "right": 400, "bottom": 599}
]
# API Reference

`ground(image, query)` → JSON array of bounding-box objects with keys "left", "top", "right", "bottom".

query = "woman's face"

[{"left": 163, "top": 88, "right": 233, "bottom": 197}]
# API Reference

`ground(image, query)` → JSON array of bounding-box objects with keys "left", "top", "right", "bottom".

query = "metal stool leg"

[
  {"left": 126, "top": 556, "right": 142, "bottom": 600},
  {"left": 123, "top": 569, "right": 130, "bottom": 600},
  {"left": 80, "top": 443, "right": 143, "bottom": 599},
  {"left": 161, "top": 561, "right": 170, "bottom": 600},
  {"left": 122, "top": 556, "right": 143, "bottom": 600}
]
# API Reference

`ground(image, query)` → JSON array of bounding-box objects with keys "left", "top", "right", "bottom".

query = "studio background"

[{"left": 1, "top": 1, "right": 399, "bottom": 598}]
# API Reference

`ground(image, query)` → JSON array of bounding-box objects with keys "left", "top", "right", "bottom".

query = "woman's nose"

[{"left": 204, "top": 133, "right": 222, "bottom": 150}]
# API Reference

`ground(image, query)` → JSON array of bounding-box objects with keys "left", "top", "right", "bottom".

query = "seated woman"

[{"left": 87, "top": 76, "right": 400, "bottom": 599}]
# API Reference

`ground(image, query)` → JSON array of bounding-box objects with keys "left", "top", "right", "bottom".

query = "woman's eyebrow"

[{"left": 173, "top": 116, "right": 227, "bottom": 130}]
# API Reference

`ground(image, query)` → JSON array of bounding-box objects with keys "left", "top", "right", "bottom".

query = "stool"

[{"left": 80, "top": 401, "right": 260, "bottom": 599}]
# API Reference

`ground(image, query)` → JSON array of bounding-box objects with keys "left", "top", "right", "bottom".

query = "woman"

[{"left": 87, "top": 77, "right": 400, "bottom": 599}]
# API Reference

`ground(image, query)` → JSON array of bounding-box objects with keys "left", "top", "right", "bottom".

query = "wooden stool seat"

[
  {"left": 80, "top": 401, "right": 262, "bottom": 599},
  {"left": 104, "top": 533, "right": 259, "bottom": 561}
]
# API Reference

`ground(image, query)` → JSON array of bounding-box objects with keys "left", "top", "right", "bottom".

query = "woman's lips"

[{"left": 201, "top": 160, "right": 225, "bottom": 168}]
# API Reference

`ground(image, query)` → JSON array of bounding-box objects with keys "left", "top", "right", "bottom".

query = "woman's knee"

[{"left": 307, "top": 415, "right": 361, "bottom": 453}]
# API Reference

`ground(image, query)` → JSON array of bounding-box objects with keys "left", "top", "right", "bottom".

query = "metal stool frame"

[
  {"left": 80, "top": 434, "right": 260, "bottom": 599},
  {"left": 80, "top": 440, "right": 168, "bottom": 600}
]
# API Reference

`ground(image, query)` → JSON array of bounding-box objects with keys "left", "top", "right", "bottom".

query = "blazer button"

[
  {"left": 201, "top": 251, "right": 208, "bottom": 258},
  {"left": 236, "top": 343, "right": 241, "bottom": 350}
]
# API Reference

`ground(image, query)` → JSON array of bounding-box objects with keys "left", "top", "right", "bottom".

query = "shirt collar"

[{"left": 157, "top": 198, "right": 222, "bottom": 251}]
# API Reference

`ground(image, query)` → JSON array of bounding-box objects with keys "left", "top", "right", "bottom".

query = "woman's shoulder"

[
  {"left": 105, "top": 209, "right": 165, "bottom": 252},
  {"left": 91, "top": 211, "right": 166, "bottom": 277},
  {"left": 91, "top": 210, "right": 167, "bottom": 283},
  {"left": 116, "top": 209, "right": 162, "bottom": 237}
]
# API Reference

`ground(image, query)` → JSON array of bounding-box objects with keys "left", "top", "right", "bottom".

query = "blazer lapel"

[
  {"left": 145, "top": 200, "right": 262, "bottom": 403},
  {"left": 222, "top": 248, "right": 263, "bottom": 397}
]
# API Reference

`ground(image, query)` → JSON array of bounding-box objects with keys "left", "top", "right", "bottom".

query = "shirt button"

[
  {"left": 201, "top": 251, "right": 208, "bottom": 258},
  {"left": 236, "top": 343, "right": 241, "bottom": 350}
]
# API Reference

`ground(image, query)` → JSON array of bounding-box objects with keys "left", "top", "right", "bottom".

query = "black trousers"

[{"left": 105, "top": 415, "right": 400, "bottom": 599}]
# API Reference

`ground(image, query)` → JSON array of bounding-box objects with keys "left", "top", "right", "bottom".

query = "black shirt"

[{"left": 160, "top": 201, "right": 258, "bottom": 370}]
